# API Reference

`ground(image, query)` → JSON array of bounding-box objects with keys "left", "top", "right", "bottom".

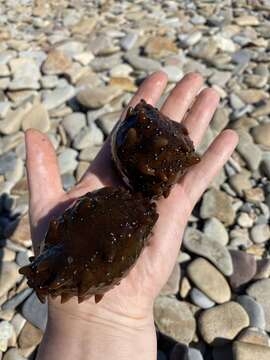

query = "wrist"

[{"left": 37, "top": 297, "right": 157, "bottom": 360}]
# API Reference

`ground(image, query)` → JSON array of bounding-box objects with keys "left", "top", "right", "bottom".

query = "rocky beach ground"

[{"left": 0, "top": 0, "right": 270, "bottom": 359}]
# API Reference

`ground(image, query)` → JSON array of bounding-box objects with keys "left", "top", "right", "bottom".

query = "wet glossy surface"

[
  {"left": 19, "top": 187, "right": 158, "bottom": 304},
  {"left": 112, "top": 99, "right": 200, "bottom": 198}
]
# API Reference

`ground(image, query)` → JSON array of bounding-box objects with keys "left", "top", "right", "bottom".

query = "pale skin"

[{"left": 25, "top": 72, "right": 238, "bottom": 360}]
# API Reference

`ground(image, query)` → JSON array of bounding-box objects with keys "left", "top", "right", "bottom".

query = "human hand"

[{"left": 26, "top": 72, "right": 238, "bottom": 360}]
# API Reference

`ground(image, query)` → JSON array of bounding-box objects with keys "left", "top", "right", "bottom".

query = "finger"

[
  {"left": 123, "top": 71, "right": 168, "bottom": 116},
  {"left": 25, "top": 129, "right": 64, "bottom": 206},
  {"left": 181, "top": 129, "right": 239, "bottom": 208},
  {"left": 160, "top": 72, "right": 203, "bottom": 122},
  {"left": 182, "top": 88, "right": 220, "bottom": 147},
  {"left": 78, "top": 71, "right": 168, "bottom": 189}
]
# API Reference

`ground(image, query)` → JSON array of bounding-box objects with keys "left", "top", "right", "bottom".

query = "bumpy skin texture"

[
  {"left": 112, "top": 99, "right": 200, "bottom": 198},
  {"left": 19, "top": 187, "right": 158, "bottom": 304}
]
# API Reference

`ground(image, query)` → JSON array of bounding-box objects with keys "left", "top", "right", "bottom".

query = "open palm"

[{"left": 25, "top": 72, "right": 238, "bottom": 323}]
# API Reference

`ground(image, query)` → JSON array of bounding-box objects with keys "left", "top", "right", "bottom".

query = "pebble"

[
  {"left": 237, "top": 132, "right": 262, "bottom": 171},
  {"left": 16, "top": 251, "right": 30, "bottom": 267},
  {"left": 11, "top": 313, "right": 26, "bottom": 337},
  {"left": 162, "top": 65, "right": 183, "bottom": 82},
  {"left": 179, "top": 277, "right": 192, "bottom": 299},
  {"left": 110, "top": 64, "right": 133, "bottom": 78},
  {"left": 229, "top": 171, "right": 252, "bottom": 196},
  {"left": 41, "top": 50, "right": 72, "bottom": 75},
  {"left": 154, "top": 296, "right": 196, "bottom": 344},
  {"left": 96, "top": 110, "right": 121, "bottom": 136},
  {"left": 3, "top": 348, "right": 26, "bottom": 360},
  {"left": 200, "top": 188, "right": 235, "bottom": 225},
  {"left": 244, "top": 188, "right": 265, "bottom": 204},
  {"left": 42, "top": 85, "right": 75, "bottom": 111},
  {"left": 2, "top": 288, "right": 32, "bottom": 311},
  {"left": 144, "top": 36, "right": 178, "bottom": 59},
  {"left": 198, "top": 302, "right": 249, "bottom": 345},
  {"left": 0, "top": 102, "right": 10, "bottom": 119},
  {"left": 187, "top": 258, "right": 231, "bottom": 304},
  {"left": 90, "top": 54, "right": 121, "bottom": 72},
  {"left": 0, "top": 321, "right": 14, "bottom": 352},
  {"left": 21, "top": 292, "right": 48, "bottom": 332},
  {"left": 237, "top": 328, "right": 270, "bottom": 346},
  {"left": 76, "top": 85, "right": 122, "bottom": 109},
  {"left": 73, "top": 123, "right": 103, "bottom": 150},
  {"left": 124, "top": 53, "right": 162, "bottom": 72},
  {"left": 7, "top": 214, "right": 31, "bottom": 247},
  {"left": 120, "top": 32, "right": 138, "bottom": 50},
  {"left": 183, "top": 228, "right": 233, "bottom": 276},
  {"left": 188, "top": 348, "right": 203, "bottom": 360},
  {"left": 160, "top": 263, "right": 180, "bottom": 296},
  {"left": 203, "top": 217, "right": 229, "bottom": 246},
  {"left": 247, "top": 279, "right": 270, "bottom": 332},
  {"left": 236, "top": 89, "right": 269, "bottom": 104},
  {"left": 18, "top": 322, "right": 43, "bottom": 349},
  {"left": 21, "top": 103, "right": 50, "bottom": 132},
  {"left": 252, "top": 123, "right": 270, "bottom": 149},
  {"left": 55, "top": 41, "right": 84, "bottom": 57},
  {"left": 58, "top": 148, "right": 78, "bottom": 174},
  {"left": 0, "top": 262, "right": 19, "bottom": 298},
  {"left": 73, "top": 52, "right": 94, "bottom": 66},
  {"left": 229, "top": 250, "right": 257, "bottom": 290},
  {"left": 0, "top": 248, "right": 15, "bottom": 262},
  {"left": 254, "top": 259, "right": 270, "bottom": 280},
  {"left": 79, "top": 146, "right": 101, "bottom": 162},
  {"left": 211, "top": 107, "right": 230, "bottom": 133},
  {"left": 40, "top": 75, "right": 58, "bottom": 89},
  {"left": 251, "top": 224, "right": 270, "bottom": 244},
  {"left": 62, "top": 112, "right": 86, "bottom": 140},
  {"left": 0, "top": 103, "right": 32, "bottom": 135},
  {"left": 232, "top": 341, "right": 270, "bottom": 360},
  {"left": 252, "top": 100, "right": 270, "bottom": 117},
  {"left": 190, "top": 288, "right": 215, "bottom": 309},
  {"left": 237, "top": 295, "right": 266, "bottom": 330},
  {"left": 237, "top": 212, "right": 254, "bottom": 228}
]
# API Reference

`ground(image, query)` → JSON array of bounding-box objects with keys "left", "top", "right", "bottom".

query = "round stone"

[
  {"left": 162, "top": 65, "right": 183, "bottom": 82},
  {"left": 154, "top": 296, "right": 196, "bottom": 344},
  {"left": 233, "top": 341, "right": 270, "bottom": 360},
  {"left": 3, "top": 347, "right": 27, "bottom": 360},
  {"left": 61, "top": 112, "right": 86, "bottom": 140},
  {"left": 203, "top": 217, "right": 229, "bottom": 246},
  {"left": 22, "top": 103, "right": 50, "bottom": 132},
  {"left": 200, "top": 188, "right": 235, "bottom": 225},
  {"left": 190, "top": 288, "right": 215, "bottom": 309},
  {"left": 183, "top": 228, "right": 233, "bottom": 276},
  {"left": 58, "top": 148, "right": 78, "bottom": 174},
  {"left": 250, "top": 224, "right": 270, "bottom": 244},
  {"left": 252, "top": 123, "right": 270, "bottom": 148},
  {"left": 187, "top": 258, "right": 231, "bottom": 304},
  {"left": 0, "top": 321, "right": 14, "bottom": 352},
  {"left": 229, "top": 251, "right": 257, "bottom": 290},
  {"left": 237, "top": 295, "right": 266, "bottom": 330},
  {"left": 198, "top": 302, "right": 249, "bottom": 345},
  {"left": 237, "top": 327, "right": 270, "bottom": 346},
  {"left": 0, "top": 262, "right": 20, "bottom": 298},
  {"left": 247, "top": 279, "right": 270, "bottom": 332}
]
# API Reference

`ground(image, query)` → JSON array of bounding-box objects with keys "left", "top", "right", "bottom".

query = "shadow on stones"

[{"left": 0, "top": 192, "right": 20, "bottom": 277}]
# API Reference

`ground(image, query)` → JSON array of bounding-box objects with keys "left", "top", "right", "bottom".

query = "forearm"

[{"left": 36, "top": 304, "right": 157, "bottom": 360}]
